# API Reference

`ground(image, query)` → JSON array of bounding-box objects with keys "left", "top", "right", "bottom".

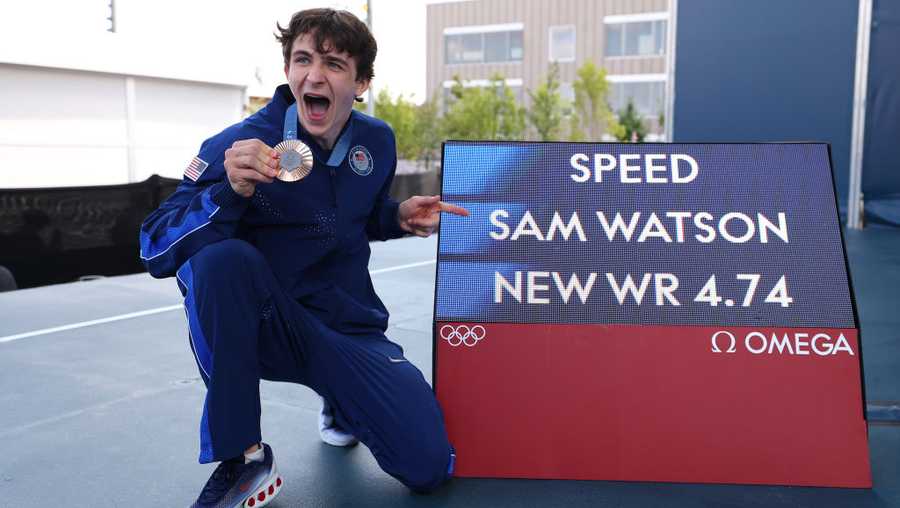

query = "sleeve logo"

[{"left": 184, "top": 156, "right": 209, "bottom": 181}]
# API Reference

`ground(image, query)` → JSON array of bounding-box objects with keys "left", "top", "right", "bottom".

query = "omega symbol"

[{"left": 711, "top": 330, "right": 737, "bottom": 353}]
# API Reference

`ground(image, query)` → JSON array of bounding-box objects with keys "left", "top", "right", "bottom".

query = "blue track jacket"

[{"left": 139, "top": 85, "right": 407, "bottom": 334}]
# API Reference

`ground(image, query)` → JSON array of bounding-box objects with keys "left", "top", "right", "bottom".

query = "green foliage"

[
  {"left": 353, "top": 64, "right": 619, "bottom": 157},
  {"left": 566, "top": 114, "right": 584, "bottom": 142},
  {"left": 413, "top": 97, "right": 441, "bottom": 162},
  {"left": 373, "top": 89, "right": 418, "bottom": 159},
  {"left": 571, "top": 61, "right": 622, "bottom": 141},
  {"left": 527, "top": 63, "right": 566, "bottom": 141},
  {"left": 615, "top": 99, "right": 647, "bottom": 142},
  {"left": 360, "top": 89, "right": 440, "bottom": 161},
  {"left": 441, "top": 75, "right": 526, "bottom": 141}
]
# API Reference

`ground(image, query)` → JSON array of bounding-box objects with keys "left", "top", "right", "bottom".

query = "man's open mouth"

[{"left": 303, "top": 93, "right": 331, "bottom": 121}]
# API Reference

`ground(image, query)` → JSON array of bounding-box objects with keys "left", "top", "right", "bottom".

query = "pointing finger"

[{"left": 438, "top": 202, "right": 469, "bottom": 217}]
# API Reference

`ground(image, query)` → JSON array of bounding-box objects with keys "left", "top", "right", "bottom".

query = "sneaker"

[
  {"left": 318, "top": 396, "right": 359, "bottom": 447},
  {"left": 190, "top": 443, "right": 283, "bottom": 508}
]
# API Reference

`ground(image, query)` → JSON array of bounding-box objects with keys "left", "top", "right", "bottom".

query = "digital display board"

[{"left": 434, "top": 142, "right": 870, "bottom": 487}]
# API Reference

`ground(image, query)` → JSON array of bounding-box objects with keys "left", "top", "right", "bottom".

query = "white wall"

[
  {"left": 0, "top": 1, "right": 249, "bottom": 88},
  {"left": 132, "top": 77, "right": 244, "bottom": 182},
  {"left": 0, "top": 0, "right": 433, "bottom": 188},
  {"left": 0, "top": 64, "right": 243, "bottom": 188}
]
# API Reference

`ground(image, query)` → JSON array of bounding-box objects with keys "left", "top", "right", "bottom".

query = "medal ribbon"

[
  {"left": 284, "top": 103, "right": 298, "bottom": 141},
  {"left": 283, "top": 101, "right": 355, "bottom": 167}
]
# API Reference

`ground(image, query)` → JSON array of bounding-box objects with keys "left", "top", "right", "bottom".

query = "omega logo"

[{"left": 711, "top": 330, "right": 855, "bottom": 356}]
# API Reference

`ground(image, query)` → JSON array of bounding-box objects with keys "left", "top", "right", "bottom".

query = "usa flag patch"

[{"left": 184, "top": 156, "right": 209, "bottom": 181}]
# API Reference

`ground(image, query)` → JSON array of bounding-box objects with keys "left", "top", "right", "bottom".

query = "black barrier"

[
  {"left": 0, "top": 175, "right": 180, "bottom": 289},
  {"left": 0, "top": 171, "right": 440, "bottom": 289},
  {"left": 389, "top": 171, "right": 441, "bottom": 203}
]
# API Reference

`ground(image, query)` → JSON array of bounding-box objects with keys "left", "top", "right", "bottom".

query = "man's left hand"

[{"left": 398, "top": 195, "right": 469, "bottom": 237}]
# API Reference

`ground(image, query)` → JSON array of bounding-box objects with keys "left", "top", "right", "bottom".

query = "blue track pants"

[{"left": 175, "top": 239, "right": 453, "bottom": 492}]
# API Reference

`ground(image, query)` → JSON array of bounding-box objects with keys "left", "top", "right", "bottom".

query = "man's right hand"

[{"left": 223, "top": 139, "right": 280, "bottom": 197}]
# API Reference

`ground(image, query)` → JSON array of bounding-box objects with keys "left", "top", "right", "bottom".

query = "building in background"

[
  {"left": 0, "top": 61, "right": 246, "bottom": 188},
  {"left": 0, "top": 0, "right": 424, "bottom": 188},
  {"left": 0, "top": 0, "right": 278, "bottom": 188},
  {"left": 426, "top": 0, "right": 669, "bottom": 139}
]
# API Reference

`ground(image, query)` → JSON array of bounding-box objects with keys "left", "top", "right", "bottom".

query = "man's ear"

[
  {"left": 284, "top": 63, "right": 289, "bottom": 79},
  {"left": 355, "top": 79, "right": 370, "bottom": 98}
]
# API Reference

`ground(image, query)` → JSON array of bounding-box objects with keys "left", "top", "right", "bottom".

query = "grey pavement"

[{"left": 0, "top": 233, "right": 898, "bottom": 507}]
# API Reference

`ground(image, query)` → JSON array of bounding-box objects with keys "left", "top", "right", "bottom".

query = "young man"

[{"left": 140, "top": 9, "right": 467, "bottom": 507}]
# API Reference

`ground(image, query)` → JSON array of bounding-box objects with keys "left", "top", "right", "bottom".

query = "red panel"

[{"left": 435, "top": 322, "right": 871, "bottom": 487}]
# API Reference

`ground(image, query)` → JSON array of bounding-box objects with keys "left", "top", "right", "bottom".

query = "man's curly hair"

[{"left": 276, "top": 8, "right": 377, "bottom": 82}]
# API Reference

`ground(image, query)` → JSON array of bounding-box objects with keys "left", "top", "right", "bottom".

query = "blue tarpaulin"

[
  {"left": 673, "top": 0, "right": 858, "bottom": 214},
  {"left": 862, "top": 0, "right": 900, "bottom": 226}
]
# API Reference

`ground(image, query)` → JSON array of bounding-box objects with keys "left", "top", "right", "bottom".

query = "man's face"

[{"left": 284, "top": 33, "right": 369, "bottom": 149}]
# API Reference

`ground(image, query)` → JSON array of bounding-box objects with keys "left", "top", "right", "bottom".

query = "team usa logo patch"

[
  {"left": 183, "top": 156, "right": 209, "bottom": 182},
  {"left": 348, "top": 145, "right": 373, "bottom": 176}
]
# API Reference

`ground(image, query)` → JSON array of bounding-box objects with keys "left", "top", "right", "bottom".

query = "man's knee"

[{"left": 397, "top": 439, "right": 454, "bottom": 494}]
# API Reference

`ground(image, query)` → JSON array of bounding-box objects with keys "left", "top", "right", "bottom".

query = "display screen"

[{"left": 436, "top": 142, "right": 855, "bottom": 328}]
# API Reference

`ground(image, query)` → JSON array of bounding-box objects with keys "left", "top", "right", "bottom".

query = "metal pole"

[
  {"left": 663, "top": 0, "right": 678, "bottom": 142},
  {"left": 107, "top": 0, "right": 116, "bottom": 32},
  {"left": 847, "top": 0, "right": 873, "bottom": 229},
  {"left": 366, "top": 0, "right": 375, "bottom": 117}
]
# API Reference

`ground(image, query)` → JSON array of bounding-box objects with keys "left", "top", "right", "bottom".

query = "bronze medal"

[{"left": 274, "top": 139, "right": 314, "bottom": 182}]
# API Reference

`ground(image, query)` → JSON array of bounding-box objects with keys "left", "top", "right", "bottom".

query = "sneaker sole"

[
  {"left": 319, "top": 428, "right": 360, "bottom": 447},
  {"left": 241, "top": 457, "right": 283, "bottom": 508}
]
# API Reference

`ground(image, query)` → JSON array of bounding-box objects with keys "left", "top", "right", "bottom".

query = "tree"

[
  {"left": 616, "top": 99, "right": 648, "bottom": 142},
  {"left": 571, "top": 62, "right": 622, "bottom": 141},
  {"left": 527, "top": 63, "right": 566, "bottom": 141},
  {"left": 441, "top": 74, "right": 526, "bottom": 141},
  {"left": 373, "top": 89, "right": 419, "bottom": 159},
  {"left": 413, "top": 97, "right": 441, "bottom": 163}
]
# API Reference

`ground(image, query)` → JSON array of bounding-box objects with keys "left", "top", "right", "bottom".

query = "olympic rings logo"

[{"left": 440, "top": 325, "right": 486, "bottom": 347}]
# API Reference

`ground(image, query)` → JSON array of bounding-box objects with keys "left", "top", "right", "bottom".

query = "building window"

[
  {"left": 549, "top": 25, "right": 576, "bottom": 62},
  {"left": 608, "top": 75, "right": 666, "bottom": 118},
  {"left": 604, "top": 13, "right": 667, "bottom": 57},
  {"left": 444, "top": 23, "right": 524, "bottom": 64}
]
